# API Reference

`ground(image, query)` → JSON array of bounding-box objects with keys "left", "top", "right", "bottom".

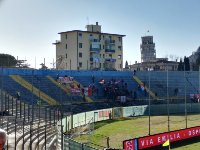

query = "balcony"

[
  {"left": 105, "top": 39, "right": 115, "bottom": 44},
  {"left": 90, "top": 42, "right": 101, "bottom": 52},
  {"left": 105, "top": 58, "right": 116, "bottom": 62},
  {"left": 105, "top": 49, "right": 115, "bottom": 53},
  {"left": 90, "top": 38, "right": 100, "bottom": 42},
  {"left": 110, "top": 40, "right": 115, "bottom": 44},
  {"left": 90, "top": 47, "right": 100, "bottom": 52},
  {"left": 90, "top": 57, "right": 101, "bottom": 62}
]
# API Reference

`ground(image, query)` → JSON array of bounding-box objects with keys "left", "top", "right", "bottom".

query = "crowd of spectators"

[
  {"left": 99, "top": 78, "right": 129, "bottom": 101},
  {"left": 56, "top": 74, "right": 151, "bottom": 102}
]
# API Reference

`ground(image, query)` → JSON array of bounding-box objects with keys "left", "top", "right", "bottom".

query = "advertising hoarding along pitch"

[{"left": 123, "top": 126, "right": 200, "bottom": 150}]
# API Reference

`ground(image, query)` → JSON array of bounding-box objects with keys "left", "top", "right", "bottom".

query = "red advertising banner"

[
  {"left": 123, "top": 126, "right": 200, "bottom": 150},
  {"left": 99, "top": 110, "right": 111, "bottom": 118},
  {"left": 123, "top": 139, "right": 135, "bottom": 150}
]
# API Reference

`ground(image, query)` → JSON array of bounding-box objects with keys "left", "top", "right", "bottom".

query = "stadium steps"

[
  {"left": 10, "top": 75, "right": 58, "bottom": 105},
  {"left": 133, "top": 76, "right": 156, "bottom": 99},
  {"left": 1, "top": 91, "right": 58, "bottom": 150},
  {"left": 39, "top": 132, "right": 57, "bottom": 150},
  {"left": 21, "top": 75, "right": 77, "bottom": 104},
  {"left": 47, "top": 76, "right": 70, "bottom": 94},
  {"left": 18, "top": 123, "right": 55, "bottom": 150},
  {"left": 47, "top": 76, "right": 93, "bottom": 102},
  {"left": 1, "top": 76, "right": 41, "bottom": 105},
  {"left": 72, "top": 79, "right": 93, "bottom": 102}
]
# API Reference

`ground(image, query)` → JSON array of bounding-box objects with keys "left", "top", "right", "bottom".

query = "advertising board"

[{"left": 123, "top": 126, "right": 200, "bottom": 150}]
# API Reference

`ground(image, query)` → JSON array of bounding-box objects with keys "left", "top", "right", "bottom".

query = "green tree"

[
  {"left": 0, "top": 53, "right": 17, "bottom": 67},
  {"left": 194, "top": 54, "right": 200, "bottom": 71},
  {"left": 177, "top": 58, "right": 184, "bottom": 71},
  {"left": 125, "top": 61, "right": 129, "bottom": 69},
  {"left": 184, "top": 56, "right": 190, "bottom": 71}
]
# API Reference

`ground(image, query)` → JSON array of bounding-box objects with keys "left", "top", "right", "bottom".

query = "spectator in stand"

[
  {"left": 174, "top": 88, "right": 178, "bottom": 96},
  {"left": 99, "top": 79, "right": 105, "bottom": 84},
  {"left": 133, "top": 91, "right": 137, "bottom": 100},
  {"left": 56, "top": 74, "right": 59, "bottom": 80},
  {"left": 16, "top": 91, "right": 20, "bottom": 100},
  {"left": 81, "top": 88, "right": 85, "bottom": 95},
  {"left": 95, "top": 88, "right": 99, "bottom": 98},
  {"left": 133, "top": 70, "right": 136, "bottom": 75},
  {"left": 144, "top": 89, "right": 147, "bottom": 96},
  {"left": 121, "top": 79, "right": 124, "bottom": 84},
  {"left": 82, "top": 94, "right": 86, "bottom": 102},
  {"left": 0, "top": 129, "right": 6, "bottom": 150},
  {"left": 92, "top": 75, "right": 95, "bottom": 83},
  {"left": 137, "top": 84, "right": 141, "bottom": 90}
]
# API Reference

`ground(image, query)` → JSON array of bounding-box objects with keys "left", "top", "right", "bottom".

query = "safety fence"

[
  {"left": 62, "top": 103, "right": 200, "bottom": 132},
  {"left": 61, "top": 103, "right": 200, "bottom": 149}
]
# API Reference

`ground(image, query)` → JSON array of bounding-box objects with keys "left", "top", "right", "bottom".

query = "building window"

[
  {"left": 79, "top": 52, "right": 82, "bottom": 58},
  {"left": 66, "top": 44, "right": 67, "bottom": 49},
  {"left": 99, "top": 34, "right": 101, "bottom": 40},
  {"left": 89, "top": 34, "right": 93, "bottom": 41},
  {"left": 100, "top": 54, "right": 101, "bottom": 57},
  {"left": 118, "top": 37, "right": 121, "bottom": 42},
  {"left": 109, "top": 36, "right": 112, "bottom": 40},
  {"left": 103, "top": 54, "right": 105, "bottom": 58},
  {"left": 109, "top": 54, "right": 112, "bottom": 58},
  {"left": 118, "top": 46, "right": 122, "bottom": 50},
  {"left": 66, "top": 54, "right": 67, "bottom": 58},
  {"left": 66, "top": 34, "right": 67, "bottom": 39},
  {"left": 118, "top": 55, "right": 121, "bottom": 59},
  {"left": 103, "top": 35, "right": 105, "bottom": 40},
  {"left": 79, "top": 62, "right": 82, "bottom": 68},
  {"left": 100, "top": 63, "right": 101, "bottom": 68},
  {"left": 103, "top": 45, "right": 104, "bottom": 49},
  {"left": 119, "top": 64, "right": 122, "bottom": 69},
  {"left": 79, "top": 43, "right": 83, "bottom": 48},
  {"left": 79, "top": 33, "right": 82, "bottom": 37}
]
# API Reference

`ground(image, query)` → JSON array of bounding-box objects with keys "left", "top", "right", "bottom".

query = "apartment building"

[{"left": 53, "top": 22, "right": 125, "bottom": 70}]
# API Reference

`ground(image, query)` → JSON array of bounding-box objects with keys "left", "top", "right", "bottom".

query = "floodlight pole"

[
  {"left": 6, "top": 119, "right": 9, "bottom": 150},
  {"left": 31, "top": 70, "right": 34, "bottom": 123},
  {"left": 1, "top": 67, "right": 3, "bottom": 113},
  {"left": 167, "top": 69, "right": 170, "bottom": 132},
  {"left": 61, "top": 112, "right": 64, "bottom": 150},
  {"left": 12, "top": 97, "right": 14, "bottom": 115},
  {"left": 22, "top": 118, "right": 25, "bottom": 150},
  {"left": 184, "top": 65, "right": 187, "bottom": 128},
  {"left": 148, "top": 71, "right": 151, "bottom": 135},
  {"left": 24, "top": 102, "right": 26, "bottom": 121},
  {"left": 44, "top": 107, "right": 47, "bottom": 150},
  {"left": 14, "top": 118, "right": 17, "bottom": 150}
]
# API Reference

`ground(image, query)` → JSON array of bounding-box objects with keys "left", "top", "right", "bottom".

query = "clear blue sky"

[{"left": 0, "top": 0, "right": 200, "bottom": 69}]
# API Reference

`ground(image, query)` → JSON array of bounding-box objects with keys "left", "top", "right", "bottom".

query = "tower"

[{"left": 140, "top": 36, "right": 156, "bottom": 62}]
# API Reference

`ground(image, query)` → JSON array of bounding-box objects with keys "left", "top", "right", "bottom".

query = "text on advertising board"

[{"left": 123, "top": 126, "right": 200, "bottom": 150}]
